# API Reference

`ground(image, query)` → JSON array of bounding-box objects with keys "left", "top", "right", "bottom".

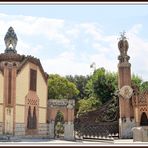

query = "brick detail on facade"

[{"left": 25, "top": 91, "right": 39, "bottom": 135}]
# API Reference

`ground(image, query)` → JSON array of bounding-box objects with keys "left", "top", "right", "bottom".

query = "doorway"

[
  {"left": 54, "top": 111, "right": 64, "bottom": 139},
  {"left": 140, "top": 112, "right": 148, "bottom": 126}
]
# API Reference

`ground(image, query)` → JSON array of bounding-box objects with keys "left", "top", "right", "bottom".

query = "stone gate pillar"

[
  {"left": 64, "top": 100, "right": 75, "bottom": 141},
  {"left": 48, "top": 120, "right": 54, "bottom": 139},
  {"left": 64, "top": 122, "right": 75, "bottom": 141},
  {"left": 118, "top": 32, "right": 135, "bottom": 139}
]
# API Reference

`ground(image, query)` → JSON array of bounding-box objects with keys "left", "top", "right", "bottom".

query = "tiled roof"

[{"left": 0, "top": 53, "right": 48, "bottom": 82}]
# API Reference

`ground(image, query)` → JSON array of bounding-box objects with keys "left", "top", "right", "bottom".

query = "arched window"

[
  {"left": 140, "top": 112, "right": 148, "bottom": 126},
  {"left": 27, "top": 106, "right": 31, "bottom": 129},
  {"left": 27, "top": 106, "right": 37, "bottom": 129},
  {"left": 32, "top": 107, "right": 37, "bottom": 129}
]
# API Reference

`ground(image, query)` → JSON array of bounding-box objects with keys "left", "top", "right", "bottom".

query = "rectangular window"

[
  {"left": 8, "top": 69, "right": 12, "bottom": 105},
  {"left": 30, "top": 69, "right": 37, "bottom": 91}
]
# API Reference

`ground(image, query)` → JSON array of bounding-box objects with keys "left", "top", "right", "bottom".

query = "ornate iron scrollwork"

[{"left": 74, "top": 97, "right": 119, "bottom": 139}]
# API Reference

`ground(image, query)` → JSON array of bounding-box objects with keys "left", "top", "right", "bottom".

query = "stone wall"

[
  {"left": 133, "top": 126, "right": 148, "bottom": 142},
  {"left": 15, "top": 123, "right": 49, "bottom": 138},
  {"left": 48, "top": 121, "right": 54, "bottom": 139},
  {"left": 38, "top": 123, "right": 49, "bottom": 137},
  {"left": 119, "top": 117, "right": 136, "bottom": 139},
  {"left": 0, "top": 122, "right": 3, "bottom": 134},
  {"left": 14, "top": 123, "right": 25, "bottom": 136},
  {"left": 64, "top": 122, "right": 75, "bottom": 141}
]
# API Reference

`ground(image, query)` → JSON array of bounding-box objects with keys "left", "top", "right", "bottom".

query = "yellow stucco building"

[{"left": 0, "top": 27, "right": 48, "bottom": 137}]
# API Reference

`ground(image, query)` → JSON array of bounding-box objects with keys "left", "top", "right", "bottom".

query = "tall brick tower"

[{"left": 118, "top": 32, "right": 135, "bottom": 138}]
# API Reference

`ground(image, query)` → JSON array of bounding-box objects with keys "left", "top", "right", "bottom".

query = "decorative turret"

[
  {"left": 118, "top": 31, "right": 131, "bottom": 88},
  {"left": 117, "top": 31, "right": 135, "bottom": 139},
  {"left": 118, "top": 31, "right": 130, "bottom": 64},
  {"left": 4, "top": 27, "right": 17, "bottom": 54}
]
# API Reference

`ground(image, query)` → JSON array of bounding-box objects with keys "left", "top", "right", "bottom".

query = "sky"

[{"left": 0, "top": 3, "right": 148, "bottom": 80}]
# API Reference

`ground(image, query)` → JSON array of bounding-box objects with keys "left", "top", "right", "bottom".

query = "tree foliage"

[
  {"left": 85, "top": 68, "right": 118, "bottom": 104},
  {"left": 48, "top": 74, "right": 79, "bottom": 99},
  {"left": 131, "top": 74, "right": 143, "bottom": 89},
  {"left": 66, "top": 75, "right": 89, "bottom": 99},
  {"left": 141, "top": 81, "right": 148, "bottom": 92},
  {"left": 54, "top": 111, "right": 64, "bottom": 137},
  {"left": 47, "top": 68, "right": 147, "bottom": 115},
  {"left": 77, "top": 96, "right": 101, "bottom": 115},
  {"left": 131, "top": 74, "right": 148, "bottom": 92}
]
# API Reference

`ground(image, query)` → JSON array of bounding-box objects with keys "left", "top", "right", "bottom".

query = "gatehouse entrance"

[
  {"left": 54, "top": 111, "right": 64, "bottom": 139},
  {"left": 48, "top": 99, "right": 75, "bottom": 141}
]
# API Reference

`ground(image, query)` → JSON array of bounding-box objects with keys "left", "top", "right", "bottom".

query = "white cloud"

[
  {"left": 42, "top": 51, "right": 91, "bottom": 76},
  {"left": 16, "top": 39, "right": 43, "bottom": 57},
  {"left": 128, "top": 24, "right": 142, "bottom": 35},
  {"left": 41, "top": 49, "right": 117, "bottom": 77},
  {"left": 65, "top": 25, "right": 80, "bottom": 39},
  {"left": 80, "top": 23, "right": 103, "bottom": 41},
  {"left": 40, "top": 20, "right": 148, "bottom": 81},
  {"left": 0, "top": 12, "right": 148, "bottom": 81},
  {"left": 89, "top": 53, "right": 117, "bottom": 71},
  {"left": 126, "top": 28, "right": 148, "bottom": 80},
  {"left": 0, "top": 13, "right": 72, "bottom": 49}
]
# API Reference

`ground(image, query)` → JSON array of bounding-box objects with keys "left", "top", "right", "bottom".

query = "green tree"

[
  {"left": 131, "top": 74, "right": 148, "bottom": 92},
  {"left": 85, "top": 68, "right": 118, "bottom": 104},
  {"left": 75, "top": 69, "right": 145, "bottom": 115},
  {"left": 85, "top": 78, "right": 94, "bottom": 98},
  {"left": 131, "top": 74, "right": 143, "bottom": 89},
  {"left": 66, "top": 75, "right": 89, "bottom": 99},
  {"left": 77, "top": 96, "right": 101, "bottom": 115},
  {"left": 140, "top": 81, "right": 148, "bottom": 92},
  {"left": 48, "top": 74, "right": 79, "bottom": 99}
]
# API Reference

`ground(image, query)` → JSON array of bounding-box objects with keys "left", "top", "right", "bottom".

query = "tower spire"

[
  {"left": 4, "top": 27, "right": 18, "bottom": 54},
  {"left": 117, "top": 31, "right": 134, "bottom": 139}
]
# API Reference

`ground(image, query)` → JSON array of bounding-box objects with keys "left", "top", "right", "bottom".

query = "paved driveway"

[{"left": 0, "top": 138, "right": 148, "bottom": 146}]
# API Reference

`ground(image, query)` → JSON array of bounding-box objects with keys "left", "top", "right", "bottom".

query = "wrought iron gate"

[{"left": 74, "top": 97, "right": 119, "bottom": 140}]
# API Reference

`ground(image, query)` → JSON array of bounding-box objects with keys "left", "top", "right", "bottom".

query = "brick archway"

[
  {"left": 48, "top": 99, "right": 75, "bottom": 140},
  {"left": 54, "top": 111, "right": 64, "bottom": 138}
]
